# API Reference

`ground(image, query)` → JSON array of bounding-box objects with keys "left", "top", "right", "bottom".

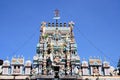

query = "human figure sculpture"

[
  {"left": 93, "top": 67, "right": 99, "bottom": 76},
  {"left": 39, "top": 54, "right": 43, "bottom": 61},
  {"left": 39, "top": 65, "right": 42, "bottom": 74},
  {"left": 72, "top": 66, "right": 75, "bottom": 75},
  {"left": 43, "top": 69, "right": 47, "bottom": 75},
  {"left": 66, "top": 69, "right": 70, "bottom": 75},
  {"left": 78, "top": 69, "right": 82, "bottom": 76},
  {"left": 59, "top": 66, "right": 65, "bottom": 76},
  {"left": 48, "top": 69, "right": 53, "bottom": 75},
  {"left": 31, "top": 68, "right": 36, "bottom": 75},
  {"left": 50, "top": 52, "right": 53, "bottom": 62}
]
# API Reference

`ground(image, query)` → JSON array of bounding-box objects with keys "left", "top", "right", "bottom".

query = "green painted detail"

[
  {"left": 61, "top": 59, "right": 65, "bottom": 62},
  {"left": 94, "top": 62, "right": 98, "bottom": 65},
  {"left": 75, "top": 60, "right": 80, "bottom": 63},
  {"left": 53, "top": 46, "right": 63, "bottom": 51},
  {"left": 43, "top": 34, "right": 48, "bottom": 39},
  {"left": 15, "top": 61, "right": 19, "bottom": 64}
]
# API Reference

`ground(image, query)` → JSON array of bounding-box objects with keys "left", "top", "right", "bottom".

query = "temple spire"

[{"left": 53, "top": 9, "right": 60, "bottom": 23}]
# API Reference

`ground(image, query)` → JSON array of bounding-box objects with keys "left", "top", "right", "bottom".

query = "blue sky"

[{"left": 0, "top": 0, "right": 120, "bottom": 67}]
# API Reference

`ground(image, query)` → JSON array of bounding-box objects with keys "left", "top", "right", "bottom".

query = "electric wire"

[
  {"left": 4, "top": 23, "right": 116, "bottom": 66},
  {"left": 74, "top": 25, "right": 116, "bottom": 66},
  {"left": 7, "top": 26, "right": 40, "bottom": 59}
]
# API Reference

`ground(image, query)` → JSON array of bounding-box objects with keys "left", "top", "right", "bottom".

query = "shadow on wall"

[{"left": 0, "top": 59, "right": 3, "bottom": 65}]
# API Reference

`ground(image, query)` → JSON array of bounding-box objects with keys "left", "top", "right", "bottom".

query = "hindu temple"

[{"left": 0, "top": 10, "right": 120, "bottom": 80}]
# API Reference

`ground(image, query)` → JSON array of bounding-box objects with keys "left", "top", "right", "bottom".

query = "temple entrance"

[{"left": 53, "top": 66, "right": 60, "bottom": 79}]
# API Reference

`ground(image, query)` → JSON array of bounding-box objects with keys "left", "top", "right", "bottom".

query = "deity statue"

[
  {"left": 66, "top": 67, "right": 71, "bottom": 75},
  {"left": 54, "top": 56, "right": 61, "bottom": 64},
  {"left": 59, "top": 66, "right": 65, "bottom": 76},
  {"left": 31, "top": 68, "right": 36, "bottom": 75},
  {"left": 61, "top": 49, "right": 65, "bottom": 58},
  {"left": 39, "top": 53, "right": 43, "bottom": 61},
  {"left": 72, "top": 66, "right": 75, "bottom": 75},
  {"left": 39, "top": 65, "right": 42, "bottom": 74},
  {"left": 48, "top": 69, "right": 53, "bottom": 75},
  {"left": 78, "top": 69, "right": 82, "bottom": 76},
  {"left": 93, "top": 67, "right": 99, "bottom": 76},
  {"left": 67, "top": 52, "right": 70, "bottom": 60},
  {"left": 74, "top": 66, "right": 79, "bottom": 75},
  {"left": 43, "top": 68, "right": 47, "bottom": 75}
]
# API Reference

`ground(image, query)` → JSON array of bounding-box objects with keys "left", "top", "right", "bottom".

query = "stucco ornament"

[
  {"left": 41, "top": 21, "right": 46, "bottom": 27},
  {"left": 69, "top": 21, "right": 74, "bottom": 27}
]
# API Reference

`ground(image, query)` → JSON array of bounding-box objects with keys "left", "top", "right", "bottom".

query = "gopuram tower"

[
  {"left": 0, "top": 10, "right": 120, "bottom": 80},
  {"left": 32, "top": 10, "right": 80, "bottom": 79}
]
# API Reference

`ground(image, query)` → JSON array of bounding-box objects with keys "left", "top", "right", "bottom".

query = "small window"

[
  {"left": 74, "top": 51, "right": 76, "bottom": 54},
  {"left": 14, "top": 66, "right": 16, "bottom": 69}
]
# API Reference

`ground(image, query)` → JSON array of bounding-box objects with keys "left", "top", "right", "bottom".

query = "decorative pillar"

[
  {"left": 11, "top": 66, "right": 14, "bottom": 74},
  {"left": 43, "top": 61, "right": 47, "bottom": 75},
  {"left": 66, "top": 51, "right": 71, "bottom": 75},
  {"left": 99, "top": 66, "right": 102, "bottom": 75},
  {"left": 104, "top": 68, "right": 110, "bottom": 76},
  {"left": 82, "top": 68, "right": 89, "bottom": 75},
  {"left": 20, "top": 66, "right": 23, "bottom": 74},
  {"left": 90, "top": 67, "right": 93, "bottom": 75},
  {"left": 39, "top": 65, "right": 42, "bottom": 75},
  {"left": 72, "top": 65, "right": 75, "bottom": 75},
  {"left": 66, "top": 61, "right": 70, "bottom": 75}
]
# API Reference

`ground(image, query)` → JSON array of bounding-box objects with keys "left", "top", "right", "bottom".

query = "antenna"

[{"left": 53, "top": 9, "right": 60, "bottom": 23}]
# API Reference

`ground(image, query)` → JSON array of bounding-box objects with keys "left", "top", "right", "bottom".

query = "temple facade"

[{"left": 0, "top": 11, "right": 120, "bottom": 80}]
